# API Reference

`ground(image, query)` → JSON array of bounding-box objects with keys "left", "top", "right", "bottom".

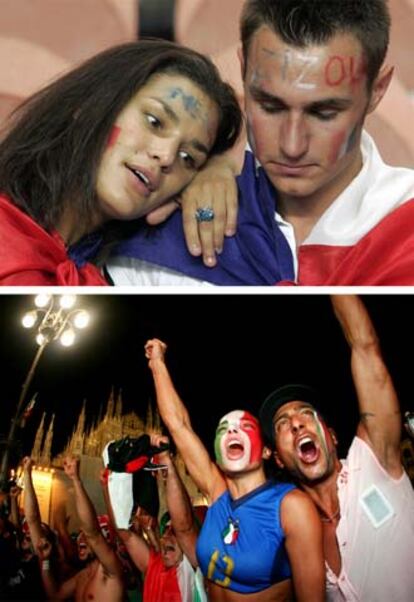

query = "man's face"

[
  {"left": 20, "top": 523, "right": 34, "bottom": 559},
  {"left": 160, "top": 525, "right": 183, "bottom": 569},
  {"left": 214, "top": 410, "right": 263, "bottom": 474},
  {"left": 272, "top": 401, "right": 337, "bottom": 484},
  {"left": 76, "top": 531, "right": 93, "bottom": 562},
  {"left": 243, "top": 26, "right": 374, "bottom": 210}
]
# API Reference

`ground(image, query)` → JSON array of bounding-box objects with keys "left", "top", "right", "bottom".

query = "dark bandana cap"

[{"left": 259, "top": 384, "right": 321, "bottom": 447}]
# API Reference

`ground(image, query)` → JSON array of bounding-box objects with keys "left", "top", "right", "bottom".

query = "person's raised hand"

[
  {"left": 63, "top": 456, "right": 80, "bottom": 481},
  {"left": 144, "top": 339, "right": 167, "bottom": 363}
]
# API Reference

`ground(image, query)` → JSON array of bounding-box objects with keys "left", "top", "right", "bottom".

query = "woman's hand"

[
  {"left": 180, "top": 158, "right": 238, "bottom": 267},
  {"left": 144, "top": 157, "right": 239, "bottom": 268}
]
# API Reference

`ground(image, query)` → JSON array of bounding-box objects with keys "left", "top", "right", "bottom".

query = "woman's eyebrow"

[
  {"left": 148, "top": 98, "right": 209, "bottom": 156},
  {"left": 149, "top": 97, "right": 179, "bottom": 123},
  {"left": 190, "top": 139, "right": 209, "bottom": 156}
]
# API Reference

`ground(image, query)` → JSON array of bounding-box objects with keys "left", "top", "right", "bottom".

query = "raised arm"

[
  {"left": 152, "top": 434, "right": 198, "bottom": 566},
  {"left": 37, "top": 536, "right": 78, "bottom": 601},
  {"left": 282, "top": 490, "right": 325, "bottom": 602},
  {"left": 52, "top": 498, "right": 78, "bottom": 566},
  {"left": 331, "top": 295, "right": 402, "bottom": 475},
  {"left": 9, "top": 485, "right": 22, "bottom": 529},
  {"left": 63, "top": 457, "right": 123, "bottom": 579},
  {"left": 22, "top": 457, "right": 44, "bottom": 550},
  {"left": 98, "top": 468, "right": 118, "bottom": 538},
  {"left": 145, "top": 339, "right": 225, "bottom": 500},
  {"left": 117, "top": 528, "right": 151, "bottom": 575}
]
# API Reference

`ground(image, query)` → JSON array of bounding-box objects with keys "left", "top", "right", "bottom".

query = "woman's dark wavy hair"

[
  {"left": 0, "top": 39, "right": 242, "bottom": 233},
  {"left": 241, "top": 0, "right": 390, "bottom": 90}
]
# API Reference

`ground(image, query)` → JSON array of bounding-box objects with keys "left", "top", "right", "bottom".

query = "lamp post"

[{"left": 0, "top": 294, "right": 90, "bottom": 490}]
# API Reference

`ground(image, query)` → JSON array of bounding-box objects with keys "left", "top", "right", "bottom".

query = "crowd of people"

[
  {"left": 1, "top": 295, "right": 413, "bottom": 601},
  {"left": 0, "top": 436, "right": 206, "bottom": 602}
]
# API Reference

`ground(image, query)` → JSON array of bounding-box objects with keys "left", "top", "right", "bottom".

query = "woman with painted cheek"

[
  {"left": 214, "top": 410, "right": 264, "bottom": 474},
  {"left": 0, "top": 39, "right": 241, "bottom": 286},
  {"left": 145, "top": 338, "right": 325, "bottom": 602}
]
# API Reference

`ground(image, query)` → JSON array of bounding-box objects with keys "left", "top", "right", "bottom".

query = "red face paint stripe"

[
  {"left": 107, "top": 125, "right": 121, "bottom": 148},
  {"left": 241, "top": 411, "right": 263, "bottom": 463}
]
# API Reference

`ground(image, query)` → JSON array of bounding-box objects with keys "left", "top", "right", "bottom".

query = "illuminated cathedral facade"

[
  {"left": 30, "top": 389, "right": 207, "bottom": 508},
  {"left": 31, "top": 389, "right": 159, "bottom": 466}
]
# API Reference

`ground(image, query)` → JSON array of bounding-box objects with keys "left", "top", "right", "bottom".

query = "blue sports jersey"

[{"left": 196, "top": 480, "right": 295, "bottom": 594}]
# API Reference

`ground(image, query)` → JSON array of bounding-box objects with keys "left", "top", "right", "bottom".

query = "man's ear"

[
  {"left": 262, "top": 446, "right": 272, "bottom": 460},
  {"left": 367, "top": 64, "right": 393, "bottom": 114},
  {"left": 329, "top": 428, "right": 338, "bottom": 447},
  {"left": 273, "top": 450, "right": 284, "bottom": 469}
]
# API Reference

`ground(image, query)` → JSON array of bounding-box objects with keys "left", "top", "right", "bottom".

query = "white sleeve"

[{"left": 106, "top": 256, "right": 214, "bottom": 287}]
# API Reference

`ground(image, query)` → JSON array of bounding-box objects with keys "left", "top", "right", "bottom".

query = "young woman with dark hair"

[{"left": 0, "top": 39, "right": 242, "bottom": 285}]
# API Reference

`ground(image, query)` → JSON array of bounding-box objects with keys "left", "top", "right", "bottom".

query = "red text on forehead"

[
  {"left": 325, "top": 56, "right": 366, "bottom": 87},
  {"left": 260, "top": 47, "right": 366, "bottom": 90}
]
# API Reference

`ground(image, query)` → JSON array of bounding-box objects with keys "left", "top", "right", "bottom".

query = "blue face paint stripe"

[{"left": 168, "top": 87, "right": 203, "bottom": 120}]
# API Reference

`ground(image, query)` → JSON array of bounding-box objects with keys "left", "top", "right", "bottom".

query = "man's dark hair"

[
  {"left": 0, "top": 39, "right": 242, "bottom": 238},
  {"left": 240, "top": 0, "right": 391, "bottom": 88}
]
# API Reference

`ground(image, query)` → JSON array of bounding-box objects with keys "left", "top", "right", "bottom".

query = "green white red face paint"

[
  {"left": 214, "top": 410, "right": 263, "bottom": 472},
  {"left": 312, "top": 410, "right": 329, "bottom": 458},
  {"left": 274, "top": 402, "right": 337, "bottom": 483},
  {"left": 243, "top": 27, "right": 370, "bottom": 207}
]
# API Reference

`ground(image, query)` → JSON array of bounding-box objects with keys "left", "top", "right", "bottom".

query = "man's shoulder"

[{"left": 340, "top": 436, "right": 389, "bottom": 475}]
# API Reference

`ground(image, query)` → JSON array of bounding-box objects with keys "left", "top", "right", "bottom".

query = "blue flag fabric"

[
  {"left": 72, "top": 152, "right": 295, "bottom": 285},
  {"left": 114, "top": 152, "right": 294, "bottom": 285}
]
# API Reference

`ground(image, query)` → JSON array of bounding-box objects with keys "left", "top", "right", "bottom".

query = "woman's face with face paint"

[
  {"left": 214, "top": 410, "right": 264, "bottom": 474},
  {"left": 94, "top": 72, "right": 219, "bottom": 225},
  {"left": 243, "top": 26, "right": 379, "bottom": 211}
]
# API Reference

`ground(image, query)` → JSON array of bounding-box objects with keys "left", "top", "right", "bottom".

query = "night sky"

[{"left": 1, "top": 293, "right": 413, "bottom": 464}]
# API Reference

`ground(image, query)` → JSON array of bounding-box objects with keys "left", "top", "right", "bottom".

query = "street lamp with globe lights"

[{"left": 0, "top": 294, "right": 90, "bottom": 491}]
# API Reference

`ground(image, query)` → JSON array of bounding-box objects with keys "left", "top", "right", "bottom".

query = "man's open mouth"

[
  {"left": 296, "top": 436, "right": 319, "bottom": 463},
  {"left": 162, "top": 544, "right": 176, "bottom": 553}
]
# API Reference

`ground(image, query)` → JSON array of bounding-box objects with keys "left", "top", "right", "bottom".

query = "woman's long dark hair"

[{"left": 0, "top": 39, "right": 242, "bottom": 235}]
